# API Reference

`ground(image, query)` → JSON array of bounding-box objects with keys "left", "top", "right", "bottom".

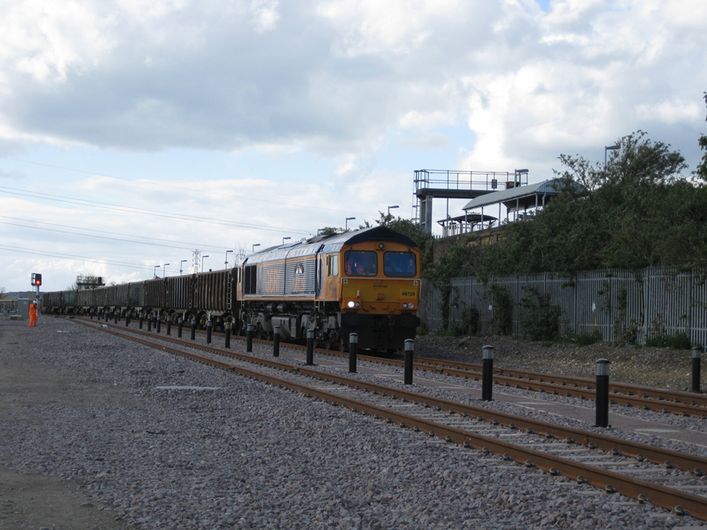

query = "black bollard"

[
  {"left": 156, "top": 315, "right": 161, "bottom": 334},
  {"left": 166, "top": 318, "right": 171, "bottom": 336},
  {"left": 90, "top": 312, "right": 94, "bottom": 320},
  {"left": 595, "top": 359, "right": 610, "bottom": 427},
  {"left": 206, "top": 319, "right": 213, "bottom": 344},
  {"left": 114, "top": 312, "right": 118, "bottom": 324},
  {"left": 177, "top": 317, "right": 183, "bottom": 338},
  {"left": 404, "top": 339, "right": 414, "bottom": 384},
  {"left": 125, "top": 315, "right": 130, "bottom": 327},
  {"left": 225, "top": 322, "right": 231, "bottom": 349},
  {"left": 482, "top": 345, "right": 494, "bottom": 401},
  {"left": 139, "top": 315, "right": 143, "bottom": 329},
  {"left": 190, "top": 319, "right": 196, "bottom": 340},
  {"left": 273, "top": 325, "right": 280, "bottom": 357},
  {"left": 246, "top": 324, "right": 254, "bottom": 352},
  {"left": 306, "top": 329, "right": 314, "bottom": 365},
  {"left": 349, "top": 332, "right": 358, "bottom": 373},
  {"left": 692, "top": 346, "right": 702, "bottom": 393},
  {"left": 105, "top": 311, "right": 109, "bottom": 322},
  {"left": 148, "top": 316, "right": 152, "bottom": 332}
]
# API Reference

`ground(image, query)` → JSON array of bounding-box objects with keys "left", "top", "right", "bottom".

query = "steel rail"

[
  {"left": 75, "top": 319, "right": 707, "bottom": 475},
  {"left": 417, "top": 358, "right": 707, "bottom": 408},
  {"left": 72, "top": 316, "right": 705, "bottom": 417},
  {"left": 77, "top": 320, "right": 707, "bottom": 521},
  {"left": 409, "top": 363, "right": 707, "bottom": 418}
]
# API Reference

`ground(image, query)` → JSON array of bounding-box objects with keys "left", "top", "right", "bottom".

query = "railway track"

[
  {"left": 263, "top": 336, "right": 707, "bottom": 418},
  {"left": 408, "top": 358, "right": 707, "bottom": 418},
  {"left": 74, "top": 318, "right": 707, "bottom": 520},
  {"left": 77, "top": 315, "right": 706, "bottom": 417}
]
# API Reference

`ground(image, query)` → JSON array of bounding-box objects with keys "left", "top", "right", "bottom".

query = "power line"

[
  {"left": 0, "top": 216, "right": 225, "bottom": 252},
  {"left": 4, "top": 157, "right": 346, "bottom": 214},
  {"left": 0, "top": 185, "right": 312, "bottom": 235},
  {"left": 0, "top": 244, "right": 153, "bottom": 271}
]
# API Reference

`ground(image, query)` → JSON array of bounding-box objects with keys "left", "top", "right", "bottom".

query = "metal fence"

[{"left": 420, "top": 267, "right": 707, "bottom": 346}]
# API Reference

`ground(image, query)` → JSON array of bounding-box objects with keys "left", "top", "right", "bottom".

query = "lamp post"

[
  {"left": 201, "top": 254, "right": 209, "bottom": 273},
  {"left": 282, "top": 236, "right": 291, "bottom": 245},
  {"left": 153, "top": 265, "right": 160, "bottom": 278},
  {"left": 252, "top": 243, "right": 261, "bottom": 253},
  {"left": 224, "top": 249, "right": 234, "bottom": 269},
  {"left": 179, "top": 259, "right": 188, "bottom": 275},
  {"left": 163, "top": 263, "right": 170, "bottom": 278},
  {"left": 604, "top": 144, "right": 620, "bottom": 171},
  {"left": 387, "top": 204, "right": 399, "bottom": 216},
  {"left": 345, "top": 216, "right": 356, "bottom": 230}
]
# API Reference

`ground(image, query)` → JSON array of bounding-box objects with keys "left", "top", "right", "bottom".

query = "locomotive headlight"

[
  {"left": 346, "top": 300, "right": 360, "bottom": 309},
  {"left": 402, "top": 303, "right": 415, "bottom": 310}
]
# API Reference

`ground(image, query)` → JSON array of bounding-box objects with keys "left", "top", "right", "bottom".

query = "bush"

[
  {"left": 452, "top": 307, "right": 480, "bottom": 336},
  {"left": 645, "top": 333, "right": 692, "bottom": 350},
  {"left": 519, "top": 288, "right": 561, "bottom": 341},
  {"left": 564, "top": 331, "right": 602, "bottom": 346},
  {"left": 490, "top": 285, "right": 513, "bottom": 336}
]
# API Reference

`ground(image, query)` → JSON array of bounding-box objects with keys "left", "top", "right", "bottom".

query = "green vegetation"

[
  {"left": 519, "top": 288, "right": 561, "bottom": 341},
  {"left": 424, "top": 94, "right": 707, "bottom": 335},
  {"left": 645, "top": 333, "right": 692, "bottom": 350},
  {"left": 429, "top": 124, "right": 707, "bottom": 285}
]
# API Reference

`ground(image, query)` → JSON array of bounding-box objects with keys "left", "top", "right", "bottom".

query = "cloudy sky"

[{"left": 1, "top": 0, "right": 706, "bottom": 292}]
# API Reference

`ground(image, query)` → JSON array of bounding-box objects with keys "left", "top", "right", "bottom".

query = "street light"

[
  {"left": 179, "top": 259, "right": 188, "bottom": 275},
  {"left": 153, "top": 265, "right": 160, "bottom": 278},
  {"left": 282, "top": 236, "right": 291, "bottom": 245},
  {"left": 345, "top": 216, "right": 356, "bottom": 230},
  {"left": 201, "top": 254, "right": 210, "bottom": 273},
  {"left": 252, "top": 243, "right": 261, "bottom": 253},
  {"left": 604, "top": 144, "right": 620, "bottom": 170},
  {"left": 163, "top": 263, "right": 170, "bottom": 278},
  {"left": 387, "top": 204, "right": 399, "bottom": 216},
  {"left": 224, "top": 249, "right": 234, "bottom": 269}
]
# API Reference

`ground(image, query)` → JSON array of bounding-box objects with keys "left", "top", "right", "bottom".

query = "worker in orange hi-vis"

[{"left": 28, "top": 300, "right": 38, "bottom": 328}]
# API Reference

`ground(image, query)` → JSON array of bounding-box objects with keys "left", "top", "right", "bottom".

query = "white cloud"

[
  {"left": 1, "top": 0, "right": 707, "bottom": 289},
  {"left": 636, "top": 100, "right": 703, "bottom": 125},
  {"left": 250, "top": 0, "right": 280, "bottom": 33}
]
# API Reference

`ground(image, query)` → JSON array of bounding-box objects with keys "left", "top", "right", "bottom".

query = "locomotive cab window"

[
  {"left": 327, "top": 255, "right": 339, "bottom": 276},
  {"left": 384, "top": 251, "right": 416, "bottom": 277},
  {"left": 344, "top": 251, "right": 377, "bottom": 276},
  {"left": 243, "top": 265, "right": 257, "bottom": 294}
]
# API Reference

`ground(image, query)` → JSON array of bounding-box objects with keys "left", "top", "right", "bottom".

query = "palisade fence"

[{"left": 420, "top": 267, "right": 707, "bottom": 347}]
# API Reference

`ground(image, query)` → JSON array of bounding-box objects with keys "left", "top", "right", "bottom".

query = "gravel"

[{"left": 1, "top": 316, "right": 704, "bottom": 529}]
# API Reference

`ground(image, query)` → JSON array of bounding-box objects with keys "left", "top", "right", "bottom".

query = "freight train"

[{"left": 42, "top": 226, "right": 421, "bottom": 351}]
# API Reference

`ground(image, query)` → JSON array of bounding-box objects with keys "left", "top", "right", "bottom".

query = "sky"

[{"left": 1, "top": 0, "right": 706, "bottom": 292}]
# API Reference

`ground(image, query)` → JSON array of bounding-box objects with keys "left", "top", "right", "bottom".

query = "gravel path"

[{"left": 1, "top": 317, "right": 703, "bottom": 529}]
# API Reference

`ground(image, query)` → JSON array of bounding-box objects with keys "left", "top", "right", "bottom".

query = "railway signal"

[{"left": 31, "top": 272, "right": 42, "bottom": 287}]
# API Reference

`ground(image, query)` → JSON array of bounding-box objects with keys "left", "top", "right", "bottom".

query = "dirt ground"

[
  {"left": 0, "top": 318, "right": 131, "bottom": 530},
  {"left": 415, "top": 333, "right": 704, "bottom": 391}
]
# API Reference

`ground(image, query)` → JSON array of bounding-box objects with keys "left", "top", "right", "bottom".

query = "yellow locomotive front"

[
  {"left": 326, "top": 231, "right": 421, "bottom": 351},
  {"left": 237, "top": 226, "right": 421, "bottom": 352}
]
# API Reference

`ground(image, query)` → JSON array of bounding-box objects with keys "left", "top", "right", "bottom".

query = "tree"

[
  {"left": 316, "top": 226, "right": 339, "bottom": 237},
  {"left": 426, "top": 128, "right": 706, "bottom": 280},
  {"left": 697, "top": 92, "right": 707, "bottom": 182}
]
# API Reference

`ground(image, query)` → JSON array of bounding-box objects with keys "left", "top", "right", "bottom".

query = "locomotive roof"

[{"left": 244, "top": 226, "right": 417, "bottom": 264}]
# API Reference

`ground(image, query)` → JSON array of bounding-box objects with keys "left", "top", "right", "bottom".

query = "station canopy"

[{"left": 462, "top": 178, "right": 585, "bottom": 212}]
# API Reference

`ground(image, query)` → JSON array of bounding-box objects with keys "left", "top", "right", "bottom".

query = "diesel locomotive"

[{"left": 42, "top": 226, "right": 421, "bottom": 351}]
